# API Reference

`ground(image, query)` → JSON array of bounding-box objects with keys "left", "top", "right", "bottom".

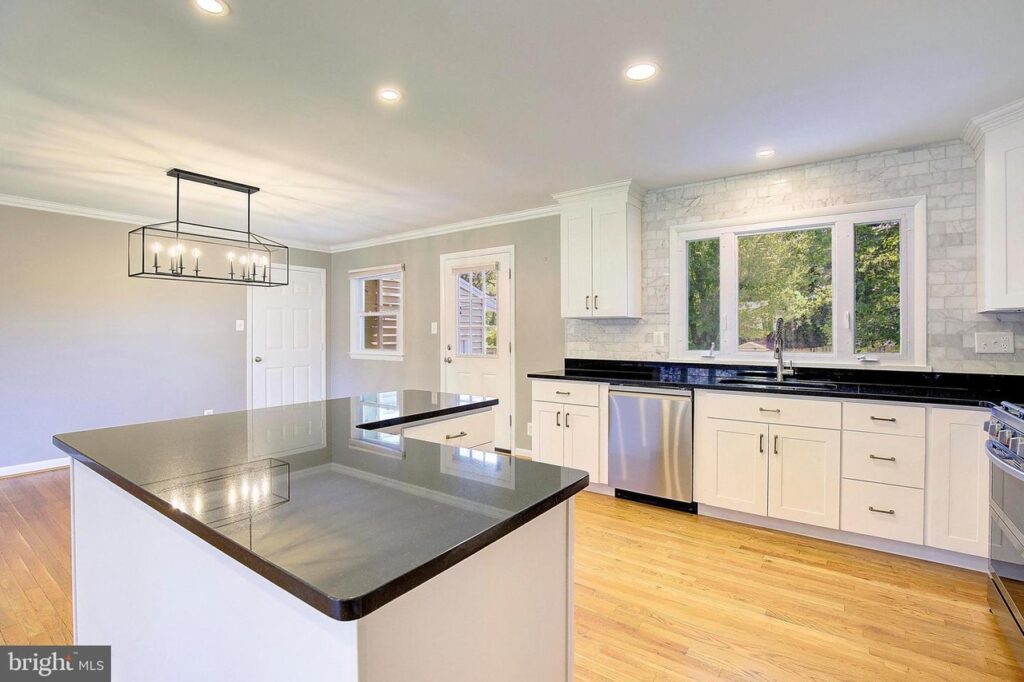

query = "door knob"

[
  {"left": 254, "top": 356, "right": 262, "bottom": 363},
  {"left": 444, "top": 356, "right": 453, "bottom": 364}
]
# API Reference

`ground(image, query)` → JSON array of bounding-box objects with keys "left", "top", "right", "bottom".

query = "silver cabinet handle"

[
  {"left": 585, "top": 296, "right": 590, "bottom": 310},
  {"left": 759, "top": 408, "right": 781, "bottom": 413},
  {"left": 565, "top": 412, "right": 571, "bottom": 428},
  {"left": 555, "top": 411, "right": 561, "bottom": 427},
  {"left": 773, "top": 435, "right": 779, "bottom": 455},
  {"left": 869, "top": 506, "right": 895, "bottom": 515},
  {"left": 594, "top": 295, "right": 599, "bottom": 310},
  {"left": 759, "top": 433, "right": 765, "bottom": 453},
  {"left": 555, "top": 390, "right": 571, "bottom": 395},
  {"left": 870, "top": 416, "right": 897, "bottom": 423},
  {"left": 254, "top": 356, "right": 262, "bottom": 363},
  {"left": 869, "top": 454, "right": 897, "bottom": 462},
  {"left": 444, "top": 431, "right": 467, "bottom": 440}
]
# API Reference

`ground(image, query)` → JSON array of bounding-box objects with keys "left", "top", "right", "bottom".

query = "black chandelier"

[{"left": 128, "top": 169, "right": 289, "bottom": 287}]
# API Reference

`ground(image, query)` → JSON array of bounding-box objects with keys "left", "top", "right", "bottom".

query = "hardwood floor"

[
  {"left": 0, "top": 468, "right": 72, "bottom": 645},
  {"left": 0, "top": 471, "right": 1019, "bottom": 680}
]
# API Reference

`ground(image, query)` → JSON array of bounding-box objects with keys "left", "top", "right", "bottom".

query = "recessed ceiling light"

[
  {"left": 378, "top": 88, "right": 403, "bottom": 103},
  {"left": 756, "top": 148, "right": 776, "bottom": 159},
  {"left": 195, "top": 0, "right": 229, "bottom": 15},
  {"left": 625, "top": 62, "right": 659, "bottom": 82}
]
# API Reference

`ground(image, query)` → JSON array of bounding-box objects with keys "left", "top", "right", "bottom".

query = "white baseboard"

[
  {"left": 583, "top": 483, "right": 616, "bottom": 496},
  {"left": 0, "top": 456, "right": 70, "bottom": 479},
  {"left": 513, "top": 448, "right": 534, "bottom": 460},
  {"left": 699, "top": 504, "right": 987, "bottom": 572}
]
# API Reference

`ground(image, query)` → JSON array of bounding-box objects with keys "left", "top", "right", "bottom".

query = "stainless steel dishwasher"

[{"left": 608, "top": 387, "right": 694, "bottom": 508}]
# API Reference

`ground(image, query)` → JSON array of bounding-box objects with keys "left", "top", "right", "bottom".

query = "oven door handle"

[{"left": 987, "top": 440, "right": 1024, "bottom": 483}]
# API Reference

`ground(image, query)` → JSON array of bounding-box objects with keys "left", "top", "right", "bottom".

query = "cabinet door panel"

[
  {"left": 768, "top": 425, "right": 840, "bottom": 529},
  {"left": 590, "top": 199, "right": 628, "bottom": 317},
  {"left": 926, "top": 408, "right": 989, "bottom": 557},
  {"left": 694, "top": 418, "right": 768, "bottom": 516},
  {"left": 561, "top": 207, "right": 593, "bottom": 318},
  {"left": 564, "top": 405, "right": 600, "bottom": 483},
  {"left": 531, "top": 401, "right": 565, "bottom": 467}
]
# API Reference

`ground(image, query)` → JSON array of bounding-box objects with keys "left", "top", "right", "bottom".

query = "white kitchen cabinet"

[
  {"left": 554, "top": 180, "right": 642, "bottom": 318},
  {"left": 966, "top": 97, "right": 1024, "bottom": 311},
  {"left": 768, "top": 424, "right": 841, "bottom": 529},
  {"left": 531, "top": 400, "right": 601, "bottom": 483},
  {"left": 926, "top": 407, "right": 990, "bottom": 557},
  {"left": 694, "top": 418, "right": 769, "bottom": 516}
]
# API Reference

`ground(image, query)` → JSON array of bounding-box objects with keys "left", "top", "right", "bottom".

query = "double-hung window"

[
  {"left": 671, "top": 198, "right": 925, "bottom": 366},
  {"left": 349, "top": 264, "right": 404, "bottom": 360}
]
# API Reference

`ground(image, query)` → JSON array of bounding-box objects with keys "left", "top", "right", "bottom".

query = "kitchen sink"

[{"left": 716, "top": 377, "right": 840, "bottom": 391}]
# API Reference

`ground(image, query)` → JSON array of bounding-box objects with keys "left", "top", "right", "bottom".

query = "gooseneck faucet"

[{"left": 773, "top": 316, "right": 795, "bottom": 382}]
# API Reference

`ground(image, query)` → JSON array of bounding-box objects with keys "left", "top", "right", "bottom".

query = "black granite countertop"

[
  {"left": 53, "top": 390, "right": 588, "bottom": 621},
  {"left": 528, "top": 359, "right": 1023, "bottom": 408}
]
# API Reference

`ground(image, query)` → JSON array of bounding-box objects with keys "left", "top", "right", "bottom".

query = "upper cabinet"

[
  {"left": 554, "top": 180, "right": 643, "bottom": 318},
  {"left": 966, "top": 97, "right": 1024, "bottom": 311}
]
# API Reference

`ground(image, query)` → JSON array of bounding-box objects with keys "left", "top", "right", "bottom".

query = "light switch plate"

[
  {"left": 235, "top": 319, "right": 245, "bottom": 332},
  {"left": 430, "top": 322, "right": 438, "bottom": 335},
  {"left": 975, "top": 331, "right": 1014, "bottom": 354}
]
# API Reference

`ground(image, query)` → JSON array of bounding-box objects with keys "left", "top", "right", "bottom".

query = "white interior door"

[
  {"left": 250, "top": 266, "right": 326, "bottom": 409},
  {"left": 441, "top": 248, "right": 514, "bottom": 451}
]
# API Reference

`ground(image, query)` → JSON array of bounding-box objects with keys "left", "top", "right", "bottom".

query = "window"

[
  {"left": 671, "top": 199, "right": 925, "bottom": 366},
  {"left": 455, "top": 267, "right": 499, "bottom": 357},
  {"left": 349, "top": 264, "right": 403, "bottom": 360}
]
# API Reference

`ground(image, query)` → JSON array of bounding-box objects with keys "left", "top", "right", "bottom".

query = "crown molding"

[
  {"left": 328, "top": 204, "right": 560, "bottom": 253},
  {"left": 0, "top": 193, "right": 160, "bottom": 225},
  {"left": 964, "top": 96, "right": 1024, "bottom": 152},
  {"left": 551, "top": 179, "right": 645, "bottom": 206}
]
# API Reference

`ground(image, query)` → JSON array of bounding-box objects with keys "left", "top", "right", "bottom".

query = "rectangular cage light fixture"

[{"left": 128, "top": 169, "right": 289, "bottom": 287}]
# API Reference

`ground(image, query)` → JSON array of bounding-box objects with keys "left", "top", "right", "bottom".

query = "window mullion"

[
  {"left": 834, "top": 220, "right": 855, "bottom": 360},
  {"left": 720, "top": 232, "right": 739, "bottom": 355}
]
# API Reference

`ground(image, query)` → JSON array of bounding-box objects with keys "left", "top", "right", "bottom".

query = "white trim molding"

[
  {"left": 330, "top": 204, "right": 559, "bottom": 253},
  {"left": 964, "top": 96, "right": 1024, "bottom": 153},
  {"left": 0, "top": 193, "right": 159, "bottom": 225},
  {"left": 0, "top": 456, "right": 69, "bottom": 479}
]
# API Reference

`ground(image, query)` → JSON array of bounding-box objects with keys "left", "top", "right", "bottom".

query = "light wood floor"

[{"left": 1, "top": 471, "right": 1020, "bottom": 680}]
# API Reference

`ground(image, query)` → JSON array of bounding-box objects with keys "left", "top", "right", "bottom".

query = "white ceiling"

[{"left": 2, "top": 0, "right": 1023, "bottom": 250}]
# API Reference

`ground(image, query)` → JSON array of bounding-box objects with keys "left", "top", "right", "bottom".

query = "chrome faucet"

[{"left": 773, "top": 316, "right": 795, "bottom": 382}]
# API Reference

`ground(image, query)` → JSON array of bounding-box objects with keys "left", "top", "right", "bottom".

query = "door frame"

[
  {"left": 246, "top": 264, "right": 328, "bottom": 411},
  {"left": 439, "top": 245, "right": 516, "bottom": 451}
]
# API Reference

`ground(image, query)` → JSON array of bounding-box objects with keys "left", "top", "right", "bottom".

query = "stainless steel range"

[{"left": 986, "top": 401, "right": 1024, "bottom": 667}]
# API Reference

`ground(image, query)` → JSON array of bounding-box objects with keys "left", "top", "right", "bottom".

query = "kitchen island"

[{"left": 53, "top": 390, "right": 588, "bottom": 682}]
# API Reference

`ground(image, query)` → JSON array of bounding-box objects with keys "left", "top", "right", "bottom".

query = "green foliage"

[
  {"left": 855, "top": 221, "right": 901, "bottom": 353},
  {"left": 687, "top": 239, "right": 720, "bottom": 349},
  {"left": 738, "top": 228, "right": 833, "bottom": 352}
]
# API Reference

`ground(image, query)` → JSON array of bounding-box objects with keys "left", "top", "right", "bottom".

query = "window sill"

[
  {"left": 669, "top": 355, "right": 931, "bottom": 372},
  {"left": 349, "top": 352, "right": 404, "bottom": 362}
]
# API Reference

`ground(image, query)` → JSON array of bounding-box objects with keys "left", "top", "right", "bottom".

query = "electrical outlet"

[
  {"left": 235, "top": 319, "right": 245, "bottom": 332},
  {"left": 526, "top": 422, "right": 532, "bottom": 437},
  {"left": 975, "top": 331, "right": 1014, "bottom": 354},
  {"left": 203, "top": 409, "right": 214, "bottom": 416}
]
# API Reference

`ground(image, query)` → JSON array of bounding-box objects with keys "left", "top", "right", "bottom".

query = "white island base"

[{"left": 71, "top": 462, "right": 575, "bottom": 682}]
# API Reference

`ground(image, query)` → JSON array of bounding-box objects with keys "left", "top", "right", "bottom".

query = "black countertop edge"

[
  {"left": 355, "top": 397, "right": 498, "bottom": 431},
  {"left": 53, "top": 435, "right": 588, "bottom": 622},
  {"left": 526, "top": 359, "right": 1024, "bottom": 408}
]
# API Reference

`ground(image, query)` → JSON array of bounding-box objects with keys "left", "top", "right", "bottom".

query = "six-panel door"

[
  {"left": 768, "top": 424, "right": 842, "bottom": 529},
  {"left": 694, "top": 418, "right": 769, "bottom": 516}
]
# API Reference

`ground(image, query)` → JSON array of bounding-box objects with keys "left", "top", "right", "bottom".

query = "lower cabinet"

[
  {"left": 531, "top": 401, "right": 601, "bottom": 482},
  {"left": 926, "top": 407, "right": 990, "bottom": 557},
  {"left": 695, "top": 418, "right": 840, "bottom": 529}
]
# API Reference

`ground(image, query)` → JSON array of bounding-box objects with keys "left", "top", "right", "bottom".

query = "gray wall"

[
  {"left": 566, "top": 139, "right": 1024, "bottom": 374},
  {"left": 0, "top": 205, "right": 329, "bottom": 467},
  {"left": 329, "top": 216, "right": 563, "bottom": 451}
]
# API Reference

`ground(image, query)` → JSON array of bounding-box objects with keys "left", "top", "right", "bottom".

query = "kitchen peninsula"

[{"left": 53, "top": 390, "right": 588, "bottom": 682}]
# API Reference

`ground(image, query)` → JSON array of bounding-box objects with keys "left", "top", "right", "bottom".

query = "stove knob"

[
  {"left": 988, "top": 421, "right": 1002, "bottom": 436},
  {"left": 1000, "top": 429, "right": 1015, "bottom": 446}
]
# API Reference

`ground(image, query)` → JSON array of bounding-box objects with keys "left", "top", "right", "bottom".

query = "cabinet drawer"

[
  {"left": 532, "top": 380, "right": 600, "bottom": 407},
  {"left": 843, "top": 402, "right": 925, "bottom": 437},
  {"left": 697, "top": 390, "right": 841, "bottom": 430},
  {"left": 403, "top": 410, "right": 494, "bottom": 449},
  {"left": 842, "top": 432, "right": 925, "bottom": 488},
  {"left": 840, "top": 479, "right": 924, "bottom": 544}
]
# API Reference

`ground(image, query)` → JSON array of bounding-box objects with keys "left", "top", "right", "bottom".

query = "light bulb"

[
  {"left": 151, "top": 242, "right": 162, "bottom": 253},
  {"left": 227, "top": 251, "right": 236, "bottom": 261},
  {"left": 192, "top": 248, "right": 201, "bottom": 258}
]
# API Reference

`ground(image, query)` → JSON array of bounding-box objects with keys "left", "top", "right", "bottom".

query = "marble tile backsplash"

[{"left": 565, "top": 140, "right": 1024, "bottom": 374}]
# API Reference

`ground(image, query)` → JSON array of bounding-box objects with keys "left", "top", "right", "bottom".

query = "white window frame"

[
  {"left": 349, "top": 264, "right": 404, "bottom": 361},
  {"left": 669, "top": 196, "right": 927, "bottom": 369}
]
